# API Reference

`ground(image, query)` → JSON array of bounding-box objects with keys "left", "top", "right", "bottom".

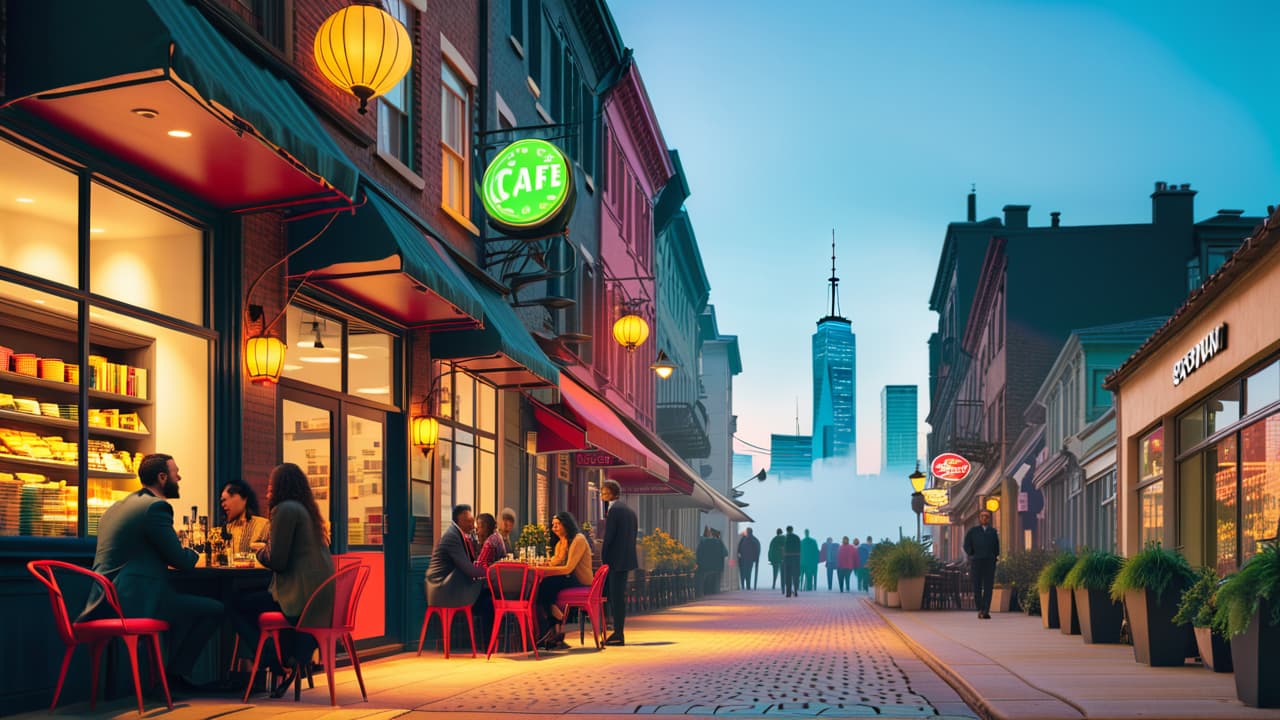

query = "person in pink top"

[{"left": 836, "top": 536, "right": 858, "bottom": 593}]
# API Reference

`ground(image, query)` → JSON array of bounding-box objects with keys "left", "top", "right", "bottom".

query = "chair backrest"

[
  {"left": 333, "top": 554, "right": 362, "bottom": 571},
  {"left": 586, "top": 563, "right": 610, "bottom": 603},
  {"left": 27, "top": 560, "right": 122, "bottom": 646},
  {"left": 297, "top": 562, "right": 370, "bottom": 632},
  {"left": 487, "top": 562, "right": 539, "bottom": 606}
]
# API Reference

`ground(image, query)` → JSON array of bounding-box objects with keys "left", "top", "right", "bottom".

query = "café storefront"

[{"left": 1108, "top": 211, "right": 1280, "bottom": 570}]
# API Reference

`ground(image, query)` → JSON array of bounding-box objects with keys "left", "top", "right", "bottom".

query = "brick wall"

[{"left": 241, "top": 211, "right": 286, "bottom": 500}]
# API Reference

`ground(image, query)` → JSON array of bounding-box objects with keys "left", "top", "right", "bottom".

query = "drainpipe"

[{"left": 477, "top": 0, "right": 490, "bottom": 259}]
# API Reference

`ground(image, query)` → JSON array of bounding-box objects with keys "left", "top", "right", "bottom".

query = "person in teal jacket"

[{"left": 800, "top": 529, "right": 820, "bottom": 591}]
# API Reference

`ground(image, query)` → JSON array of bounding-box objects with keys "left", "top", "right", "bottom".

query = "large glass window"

[
  {"left": 282, "top": 304, "right": 394, "bottom": 405},
  {"left": 441, "top": 62, "right": 471, "bottom": 219},
  {"left": 0, "top": 139, "right": 78, "bottom": 287},
  {"left": 1247, "top": 361, "right": 1280, "bottom": 415},
  {"left": 1208, "top": 382, "right": 1242, "bottom": 436},
  {"left": 1240, "top": 414, "right": 1280, "bottom": 565},
  {"left": 1140, "top": 481, "right": 1164, "bottom": 548},
  {"left": 1212, "top": 436, "right": 1238, "bottom": 575},
  {"left": 1141, "top": 427, "right": 1164, "bottom": 482},
  {"left": 1085, "top": 469, "right": 1117, "bottom": 552},
  {"left": 435, "top": 362, "right": 497, "bottom": 521}
]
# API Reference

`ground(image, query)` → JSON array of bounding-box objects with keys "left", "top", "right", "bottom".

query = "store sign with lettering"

[
  {"left": 931, "top": 453, "right": 972, "bottom": 482},
  {"left": 923, "top": 512, "right": 951, "bottom": 525},
  {"left": 575, "top": 452, "right": 622, "bottom": 467},
  {"left": 921, "top": 488, "right": 950, "bottom": 507},
  {"left": 1172, "top": 323, "right": 1228, "bottom": 386},
  {"left": 481, "top": 138, "right": 576, "bottom": 237}
]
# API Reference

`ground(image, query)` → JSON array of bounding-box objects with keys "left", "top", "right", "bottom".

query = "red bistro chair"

[
  {"left": 416, "top": 601, "right": 477, "bottom": 659},
  {"left": 486, "top": 562, "right": 542, "bottom": 660},
  {"left": 555, "top": 564, "right": 610, "bottom": 649},
  {"left": 27, "top": 560, "right": 172, "bottom": 715},
  {"left": 242, "top": 562, "right": 370, "bottom": 706}
]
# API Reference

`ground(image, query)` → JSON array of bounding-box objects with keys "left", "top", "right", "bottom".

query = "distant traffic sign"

[{"left": 931, "top": 453, "right": 972, "bottom": 482}]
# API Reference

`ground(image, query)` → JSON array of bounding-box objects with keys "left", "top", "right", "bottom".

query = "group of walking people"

[{"left": 732, "top": 527, "right": 874, "bottom": 595}]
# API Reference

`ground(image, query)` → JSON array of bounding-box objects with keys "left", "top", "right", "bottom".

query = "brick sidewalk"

[{"left": 13, "top": 589, "right": 976, "bottom": 719}]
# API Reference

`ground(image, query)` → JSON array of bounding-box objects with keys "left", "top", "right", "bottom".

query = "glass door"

[
  {"left": 346, "top": 406, "right": 385, "bottom": 548},
  {"left": 281, "top": 394, "right": 337, "bottom": 531}
]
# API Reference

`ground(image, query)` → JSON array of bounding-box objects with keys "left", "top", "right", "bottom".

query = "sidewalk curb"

[{"left": 864, "top": 598, "right": 1059, "bottom": 720}]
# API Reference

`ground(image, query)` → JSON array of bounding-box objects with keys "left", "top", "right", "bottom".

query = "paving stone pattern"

[{"left": 419, "top": 591, "right": 976, "bottom": 717}]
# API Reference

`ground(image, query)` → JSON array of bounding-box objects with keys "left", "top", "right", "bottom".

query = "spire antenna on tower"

[{"left": 828, "top": 229, "right": 841, "bottom": 318}]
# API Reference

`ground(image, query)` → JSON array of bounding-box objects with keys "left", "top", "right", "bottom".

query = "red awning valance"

[
  {"left": 557, "top": 376, "right": 669, "bottom": 488},
  {"left": 529, "top": 398, "right": 588, "bottom": 454}
]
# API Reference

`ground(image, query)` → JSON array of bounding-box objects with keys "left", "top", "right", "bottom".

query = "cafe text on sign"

[
  {"left": 931, "top": 453, "right": 972, "bottom": 482},
  {"left": 481, "top": 138, "right": 576, "bottom": 237}
]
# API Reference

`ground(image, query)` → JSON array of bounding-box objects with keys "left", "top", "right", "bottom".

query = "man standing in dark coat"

[
  {"left": 964, "top": 509, "right": 1000, "bottom": 619},
  {"left": 737, "top": 528, "right": 761, "bottom": 589},
  {"left": 768, "top": 528, "right": 785, "bottom": 590},
  {"left": 696, "top": 527, "right": 728, "bottom": 595},
  {"left": 600, "top": 479, "right": 637, "bottom": 646},
  {"left": 782, "top": 526, "right": 802, "bottom": 597},
  {"left": 81, "top": 453, "right": 223, "bottom": 690}
]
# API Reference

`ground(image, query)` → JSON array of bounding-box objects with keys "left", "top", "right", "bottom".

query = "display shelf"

[
  {"left": 0, "top": 454, "right": 135, "bottom": 479},
  {"left": 88, "top": 388, "right": 152, "bottom": 406},
  {"left": 0, "top": 409, "right": 150, "bottom": 440},
  {"left": 0, "top": 370, "right": 152, "bottom": 405},
  {"left": 285, "top": 430, "right": 331, "bottom": 441}
]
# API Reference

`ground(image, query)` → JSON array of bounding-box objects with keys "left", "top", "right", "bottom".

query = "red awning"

[
  {"left": 557, "top": 376, "right": 668, "bottom": 487},
  {"left": 529, "top": 397, "right": 588, "bottom": 454}
]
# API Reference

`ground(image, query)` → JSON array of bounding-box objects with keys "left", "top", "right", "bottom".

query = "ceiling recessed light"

[
  {"left": 283, "top": 364, "right": 304, "bottom": 371},
  {"left": 90, "top": 228, "right": 105, "bottom": 234},
  {"left": 131, "top": 108, "right": 159, "bottom": 119},
  {"left": 296, "top": 340, "right": 316, "bottom": 349},
  {"left": 299, "top": 356, "right": 341, "bottom": 364},
  {"left": 167, "top": 130, "right": 192, "bottom": 138},
  {"left": 354, "top": 386, "right": 390, "bottom": 395},
  {"left": 15, "top": 197, "right": 34, "bottom": 203},
  {"left": 347, "top": 352, "right": 368, "bottom": 360},
  {"left": 33, "top": 299, "right": 46, "bottom": 305}
]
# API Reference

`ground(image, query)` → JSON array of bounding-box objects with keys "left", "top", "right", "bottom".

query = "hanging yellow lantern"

[
  {"left": 985, "top": 496, "right": 1001, "bottom": 513},
  {"left": 245, "top": 335, "right": 286, "bottom": 385},
  {"left": 612, "top": 314, "right": 649, "bottom": 352},
  {"left": 314, "top": 4, "right": 413, "bottom": 115},
  {"left": 411, "top": 415, "right": 440, "bottom": 450}
]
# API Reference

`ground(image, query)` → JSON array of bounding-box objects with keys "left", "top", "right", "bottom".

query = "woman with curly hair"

[
  {"left": 234, "top": 463, "right": 334, "bottom": 697},
  {"left": 219, "top": 479, "right": 270, "bottom": 553},
  {"left": 535, "top": 511, "right": 592, "bottom": 649}
]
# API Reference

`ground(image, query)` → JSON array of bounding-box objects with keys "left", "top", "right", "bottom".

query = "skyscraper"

[
  {"left": 769, "top": 434, "right": 813, "bottom": 480},
  {"left": 881, "top": 385, "right": 918, "bottom": 474},
  {"left": 812, "top": 233, "right": 856, "bottom": 463}
]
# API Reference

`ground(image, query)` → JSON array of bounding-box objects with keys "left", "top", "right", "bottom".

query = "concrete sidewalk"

[{"left": 870, "top": 599, "right": 1280, "bottom": 719}]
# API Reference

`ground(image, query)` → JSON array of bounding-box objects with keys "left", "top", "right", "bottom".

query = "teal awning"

[
  {"left": 4, "top": 0, "right": 358, "bottom": 208},
  {"left": 431, "top": 279, "right": 560, "bottom": 388},
  {"left": 289, "top": 189, "right": 486, "bottom": 328}
]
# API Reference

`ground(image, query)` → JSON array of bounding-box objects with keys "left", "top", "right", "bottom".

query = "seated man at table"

[
  {"left": 80, "top": 453, "right": 223, "bottom": 692},
  {"left": 425, "top": 504, "right": 489, "bottom": 629}
]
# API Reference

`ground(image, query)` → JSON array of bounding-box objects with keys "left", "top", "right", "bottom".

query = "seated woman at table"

[
  {"left": 474, "top": 512, "right": 506, "bottom": 571},
  {"left": 220, "top": 479, "right": 270, "bottom": 554},
  {"left": 232, "top": 463, "right": 334, "bottom": 697},
  {"left": 535, "top": 511, "right": 592, "bottom": 649}
]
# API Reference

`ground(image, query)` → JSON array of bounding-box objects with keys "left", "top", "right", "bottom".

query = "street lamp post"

[{"left": 909, "top": 463, "right": 927, "bottom": 543}]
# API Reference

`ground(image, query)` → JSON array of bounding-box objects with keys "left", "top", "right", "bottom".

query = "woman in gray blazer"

[{"left": 233, "top": 463, "right": 334, "bottom": 696}]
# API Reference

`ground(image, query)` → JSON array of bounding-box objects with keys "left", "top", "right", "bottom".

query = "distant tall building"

[
  {"left": 770, "top": 434, "right": 813, "bottom": 480},
  {"left": 812, "top": 234, "right": 856, "bottom": 463},
  {"left": 733, "top": 453, "right": 755, "bottom": 483},
  {"left": 881, "top": 385, "right": 918, "bottom": 474}
]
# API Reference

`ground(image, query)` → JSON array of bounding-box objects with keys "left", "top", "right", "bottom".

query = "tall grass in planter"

[
  {"left": 1063, "top": 551, "right": 1124, "bottom": 644},
  {"left": 1111, "top": 542, "right": 1195, "bottom": 666},
  {"left": 1213, "top": 542, "right": 1280, "bottom": 707},
  {"left": 1036, "top": 551, "right": 1076, "bottom": 630},
  {"left": 890, "top": 539, "right": 930, "bottom": 610},
  {"left": 1174, "top": 567, "right": 1231, "bottom": 672}
]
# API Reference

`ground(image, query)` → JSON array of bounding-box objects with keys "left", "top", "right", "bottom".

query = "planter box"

[
  {"left": 1057, "top": 586, "right": 1081, "bottom": 635},
  {"left": 1124, "top": 586, "right": 1194, "bottom": 666},
  {"left": 1193, "top": 626, "right": 1232, "bottom": 673},
  {"left": 1231, "top": 598, "right": 1280, "bottom": 707},
  {"left": 886, "top": 590, "right": 901, "bottom": 608},
  {"left": 1040, "top": 589, "right": 1060, "bottom": 629},
  {"left": 1075, "top": 587, "right": 1123, "bottom": 644},
  {"left": 898, "top": 576, "right": 925, "bottom": 611},
  {"left": 875, "top": 587, "right": 886, "bottom": 605},
  {"left": 991, "top": 586, "right": 1013, "bottom": 613}
]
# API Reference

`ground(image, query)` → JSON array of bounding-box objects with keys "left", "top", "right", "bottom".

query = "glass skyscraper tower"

[
  {"left": 881, "top": 385, "right": 918, "bottom": 474},
  {"left": 812, "top": 234, "right": 856, "bottom": 463}
]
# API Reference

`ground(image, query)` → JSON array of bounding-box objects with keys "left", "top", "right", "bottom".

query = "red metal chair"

[
  {"left": 486, "top": 562, "right": 542, "bottom": 660},
  {"left": 555, "top": 564, "right": 610, "bottom": 649},
  {"left": 242, "top": 562, "right": 370, "bottom": 706},
  {"left": 27, "top": 560, "right": 173, "bottom": 715},
  {"left": 416, "top": 603, "right": 476, "bottom": 659}
]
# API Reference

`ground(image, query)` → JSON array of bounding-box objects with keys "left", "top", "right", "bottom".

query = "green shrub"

[
  {"left": 1062, "top": 550, "right": 1124, "bottom": 591},
  {"left": 1173, "top": 566, "right": 1221, "bottom": 628},
  {"left": 1037, "top": 551, "right": 1077, "bottom": 594},
  {"left": 888, "top": 539, "right": 930, "bottom": 582},
  {"left": 1109, "top": 542, "right": 1194, "bottom": 603},
  {"left": 866, "top": 539, "right": 896, "bottom": 590},
  {"left": 1212, "top": 541, "right": 1280, "bottom": 638},
  {"left": 995, "top": 548, "right": 1054, "bottom": 614}
]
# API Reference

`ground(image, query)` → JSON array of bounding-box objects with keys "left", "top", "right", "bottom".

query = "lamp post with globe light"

[{"left": 909, "top": 463, "right": 927, "bottom": 543}]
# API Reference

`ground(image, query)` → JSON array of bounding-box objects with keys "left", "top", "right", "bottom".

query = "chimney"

[
  {"left": 1152, "top": 180, "right": 1196, "bottom": 228},
  {"left": 967, "top": 188, "right": 976, "bottom": 222},
  {"left": 1050, "top": 211, "right": 1061, "bottom": 228},
  {"left": 1002, "top": 204, "right": 1030, "bottom": 229}
]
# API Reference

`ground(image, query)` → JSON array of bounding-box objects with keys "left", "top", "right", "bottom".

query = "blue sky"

[{"left": 611, "top": 1, "right": 1280, "bottom": 477}]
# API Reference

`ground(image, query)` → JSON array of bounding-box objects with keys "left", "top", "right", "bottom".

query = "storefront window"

[
  {"left": 0, "top": 139, "right": 78, "bottom": 288},
  {"left": 1085, "top": 469, "right": 1117, "bottom": 552},
  {"left": 1141, "top": 427, "right": 1164, "bottom": 482},
  {"left": 89, "top": 182, "right": 203, "bottom": 326},
  {"left": 1178, "top": 454, "right": 1206, "bottom": 566},
  {"left": 1207, "top": 382, "right": 1242, "bottom": 436},
  {"left": 435, "top": 362, "right": 497, "bottom": 518},
  {"left": 281, "top": 397, "right": 333, "bottom": 531},
  {"left": 1240, "top": 414, "right": 1280, "bottom": 565},
  {"left": 349, "top": 327, "right": 393, "bottom": 406},
  {"left": 1247, "top": 361, "right": 1280, "bottom": 415},
  {"left": 283, "top": 306, "right": 342, "bottom": 391},
  {"left": 1179, "top": 405, "right": 1205, "bottom": 452},
  {"left": 1212, "top": 436, "right": 1238, "bottom": 575},
  {"left": 1139, "top": 481, "right": 1164, "bottom": 548}
]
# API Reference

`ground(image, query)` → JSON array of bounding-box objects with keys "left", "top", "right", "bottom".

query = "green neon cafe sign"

[{"left": 481, "top": 138, "right": 575, "bottom": 237}]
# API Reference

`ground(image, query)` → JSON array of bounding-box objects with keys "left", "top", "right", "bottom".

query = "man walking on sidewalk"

[
  {"left": 782, "top": 526, "right": 802, "bottom": 597},
  {"left": 768, "top": 528, "right": 785, "bottom": 590},
  {"left": 963, "top": 509, "right": 1000, "bottom": 619}
]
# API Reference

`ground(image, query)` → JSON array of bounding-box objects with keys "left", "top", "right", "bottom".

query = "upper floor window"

[
  {"left": 441, "top": 61, "right": 471, "bottom": 220},
  {"left": 378, "top": 0, "right": 415, "bottom": 172},
  {"left": 1140, "top": 426, "right": 1164, "bottom": 484}
]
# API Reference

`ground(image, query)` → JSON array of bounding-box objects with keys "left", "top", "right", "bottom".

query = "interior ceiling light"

[
  {"left": 131, "top": 108, "right": 159, "bottom": 119},
  {"left": 299, "top": 356, "right": 341, "bottom": 364},
  {"left": 347, "top": 352, "right": 368, "bottom": 360},
  {"left": 167, "top": 130, "right": 192, "bottom": 138},
  {"left": 15, "top": 197, "right": 34, "bottom": 203},
  {"left": 90, "top": 228, "right": 106, "bottom": 233}
]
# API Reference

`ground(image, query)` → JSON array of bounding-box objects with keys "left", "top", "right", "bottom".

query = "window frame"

[{"left": 440, "top": 59, "right": 473, "bottom": 226}]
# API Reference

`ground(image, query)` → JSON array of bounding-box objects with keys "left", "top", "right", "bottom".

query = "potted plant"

[
  {"left": 1213, "top": 541, "right": 1280, "bottom": 707},
  {"left": 1174, "top": 567, "right": 1231, "bottom": 672},
  {"left": 991, "top": 556, "right": 1013, "bottom": 612},
  {"left": 516, "top": 523, "right": 550, "bottom": 556},
  {"left": 1111, "top": 542, "right": 1196, "bottom": 666},
  {"left": 867, "top": 541, "right": 894, "bottom": 606},
  {"left": 1036, "top": 551, "right": 1075, "bottom": 630},
  {"left": 891, "top": 539, "right": 930, "bottom": 611},
  {"left": 1063, "top": 550, "right": 1124, "bottom": 644},
  {"left": 1053, "top": 551, "right": 1082, "bottom": 635},
  {"left": 1000, "top": 548, "right": 1053, "bottom": 616}
]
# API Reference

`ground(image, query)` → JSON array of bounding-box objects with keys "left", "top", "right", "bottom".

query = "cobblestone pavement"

[{"left": 13, "top": 590, "right": 977, "bottom": 719}]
